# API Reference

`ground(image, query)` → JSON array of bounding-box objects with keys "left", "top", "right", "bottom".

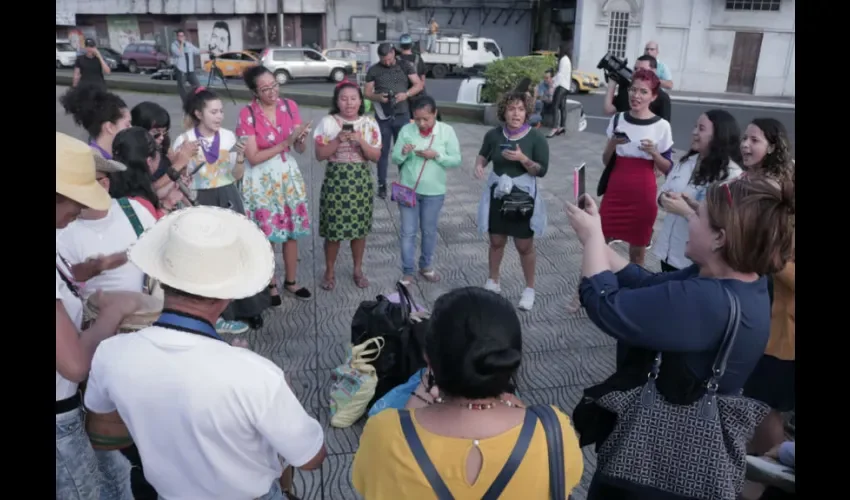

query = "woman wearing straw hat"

[
  {"left": 83, "top": 206, "right": 327, "bottom": 500},
  {"left": 55, "top": 132, "right": 147, "bottom": 498}
]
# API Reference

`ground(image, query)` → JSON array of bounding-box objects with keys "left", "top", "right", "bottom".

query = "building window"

[
  {"left": 725, "top": 0, "right": 781, "bottom": 11},
  {"left": 607, "top": 11, "right": 629, "bottom": 59}
]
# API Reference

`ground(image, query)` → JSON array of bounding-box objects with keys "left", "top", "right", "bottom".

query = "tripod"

[{"left": 206, "top": 50, "right": 236, "bottom": 104}]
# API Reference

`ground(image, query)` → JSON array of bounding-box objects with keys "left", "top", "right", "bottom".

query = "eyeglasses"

[{"left": 258, "top": 83, "right": 280, "bottom": 94}]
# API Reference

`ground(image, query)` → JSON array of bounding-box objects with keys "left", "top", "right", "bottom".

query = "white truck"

[{"left": 368, "top": 34, "right": 503, "bottom": 79}]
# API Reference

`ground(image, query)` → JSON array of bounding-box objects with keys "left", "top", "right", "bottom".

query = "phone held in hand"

[
  {"left": 613, "top": 130, "right": 630, "bottom": 142},
  {"left": 574, "top": 163, "right": 587, "bottom": 209},
  {"left": 229, "top": 137, "right": 246, "bottom": 152},
  {"left": 342, "top": 123, "right": 354, "bottom": 132},
  {"left": 500, "top": 143, "right": 516, "bottom": 151}
]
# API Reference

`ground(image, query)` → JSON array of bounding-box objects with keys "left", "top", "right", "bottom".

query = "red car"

[{"left": 121, "top": 42, "right": 170, "bottom": 73}]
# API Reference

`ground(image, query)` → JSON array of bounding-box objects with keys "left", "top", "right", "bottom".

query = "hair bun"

[{"left": 470, "top": 347, "right": 522, "bottom": 376}]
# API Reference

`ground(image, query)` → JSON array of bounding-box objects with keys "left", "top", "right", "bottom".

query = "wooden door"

[{"left": 726, "top": 32, "right": 763, "bottom": 94}]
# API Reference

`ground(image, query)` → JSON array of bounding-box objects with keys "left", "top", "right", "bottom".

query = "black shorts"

[{"left": 743, "top": 355, "right": 796, "bottom": 412}]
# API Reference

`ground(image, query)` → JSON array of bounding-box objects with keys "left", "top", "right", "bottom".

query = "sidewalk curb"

[
  {"left": 56, "top": 72, "right": 487, "bottom": 123},
  {"left": 589, "top": 89, "right": 794, "bottom": 110}
]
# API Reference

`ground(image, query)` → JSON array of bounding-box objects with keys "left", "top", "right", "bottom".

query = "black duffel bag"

[{"left": 350, "top": 282, "right": 428, "bottom": 408}]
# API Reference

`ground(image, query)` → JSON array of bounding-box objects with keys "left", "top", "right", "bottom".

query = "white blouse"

[{"left": 653, "top": 155, "right": 743, "bottom": 269}]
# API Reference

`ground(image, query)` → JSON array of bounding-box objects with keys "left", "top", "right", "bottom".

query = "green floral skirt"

[{"left": 319, "top": 162, "right": 374, "bottom": 241}]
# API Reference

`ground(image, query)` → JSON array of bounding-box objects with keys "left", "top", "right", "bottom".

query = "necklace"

[
  {"left": 194, "top": 128, "right": 220, "bottom": 164},
  {"left": 435, "top": 396, "right": 520, "bottom": 410}
]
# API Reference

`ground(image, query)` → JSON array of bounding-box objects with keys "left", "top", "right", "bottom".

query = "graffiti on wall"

[
  {"left": 244, "top": 17, "right": 280, "bottom": 48},
  {"left": 67, "top": 27, "right": 97, "bottom": 50},
  {"left": 198, "top": 19, "right": 243, "bottom": 62},
  {"left": 107, "top": 16, "right": 140, "bottom": 52}
]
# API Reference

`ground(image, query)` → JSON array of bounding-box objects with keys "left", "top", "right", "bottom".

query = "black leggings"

[{"left": 552, "top": 86, "right": 568, "bottom": 129}]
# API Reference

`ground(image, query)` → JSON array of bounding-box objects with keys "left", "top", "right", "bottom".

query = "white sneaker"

[
  {"left": 483, "top": 279, "right": 501, "bottom": 293},
  {"left": 518, "top": 288, "right": 535, "bottom": 311}
]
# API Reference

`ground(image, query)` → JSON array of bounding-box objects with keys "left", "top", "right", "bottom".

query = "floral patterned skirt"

[{"left": 242, "top": 154, "right": 310, "bottom": 243}]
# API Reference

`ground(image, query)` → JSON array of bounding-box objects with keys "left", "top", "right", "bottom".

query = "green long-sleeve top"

[{"left": 391, "top": 121, "right": 463, "bottom": 196}]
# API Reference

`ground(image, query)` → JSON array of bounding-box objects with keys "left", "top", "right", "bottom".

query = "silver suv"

[{"left": 260, "top": 47, "right": 349, "bottom": 85}]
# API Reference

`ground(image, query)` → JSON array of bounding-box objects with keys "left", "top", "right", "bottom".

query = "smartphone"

[
  {"left": 613, "top": 130, "right": 630, "bottom": 142},
  {"left": 500, "top": 143, "right": 516, "bottom": 151},
  {"left": 229, "top": 136, "right": 246, "bottom": 152},
  {"left": 342, "top": 123, "right": 354, "bottom": 132},
  {"left": 574, "top": 163, "right": 587, "bottom": 209}
]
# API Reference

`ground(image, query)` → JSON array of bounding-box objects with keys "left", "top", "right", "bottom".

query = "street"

[{"left": 58, "top": 69, "right": 795, "bottom": 152}]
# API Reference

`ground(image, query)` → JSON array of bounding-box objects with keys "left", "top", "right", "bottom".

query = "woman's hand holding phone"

[{"left": 402, "top": 143, "right": 416, "bottom": 155}]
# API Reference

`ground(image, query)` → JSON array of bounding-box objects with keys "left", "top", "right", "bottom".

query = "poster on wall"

[
  {"left": 107, "top": 16, "right": 140, "bottom": 53},
  {"left": 198, "top": 19, "right": 243, "bottom": 63},
  {"left": 68, "top": 27, "right": 98, "bottom": 51}
]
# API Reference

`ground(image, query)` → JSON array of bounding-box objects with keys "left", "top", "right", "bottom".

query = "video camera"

[
  {"left": 208, "top": 46, "right": 217, "bottom": 60},
  {"left": 384, "top": 91, "right": 396, "bottom": 107},
  {"left": 597, "top": 53, "right": 632, "bottom": 88}
]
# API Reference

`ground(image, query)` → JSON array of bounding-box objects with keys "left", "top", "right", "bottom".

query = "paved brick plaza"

[{"left": 56, "top": 86, "right": 669, "bottom": 499}]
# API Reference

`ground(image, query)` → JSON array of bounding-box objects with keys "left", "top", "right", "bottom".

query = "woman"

[
  {"left": 60, "top": 84, "right": 131, "bottom": 159},
  {"left": 474, "top": 91, "right": 549, "bottom": 311},
  {"left": 131, "top": 101, "right": 196, "bottom": 210},
  {"left": 238, "top": 65, "right": 313, "bottom": 303},
  {"left": 109, "top": 127, "right": 167, "bottom": 219},
  {"left": 740, "top": 117, "right": 795, "bottom": 456},
  {"left": 392, "top": 96, "right": 462, "bottom": 285},
  {"left": 313, "top": 80, "right": 382, "bottom": 290},
  {"left": 56, "top": 132, "right": 145, "bottom": 499},
  {"left": 173, "top": 86, "right": 269, "bottom": 332},
  {"left": 599, "top": 68, "right": 673, "bottom": 266},
  {"left": 655, "top": 109, "right": 744, "bottom": 271},
  {"left": 352, "top": 287, "right": 583, "bottom": 498},
  {"left": 546, "top": 42, "right": 572, "bottom": 138},
  {"left": 565, "top": 176, "right": 795, "bottom": 499}
]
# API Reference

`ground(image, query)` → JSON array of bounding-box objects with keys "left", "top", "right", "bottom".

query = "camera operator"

[
  {"left": 364, "top": 42, "right": 424, "bottom": 199},
  {"left": 603, "top": 55, "right": 671, "bottom": 123},
  {"left": 170, "top": 29, "right": 209, "bottom": 104}
]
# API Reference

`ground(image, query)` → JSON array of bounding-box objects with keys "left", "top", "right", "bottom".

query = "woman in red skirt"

[{"left": 600, "top": 69, "right": 673, "bottom": 265}]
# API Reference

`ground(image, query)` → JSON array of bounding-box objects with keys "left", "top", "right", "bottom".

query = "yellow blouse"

[{"left": 352, "top": 406, "right": 584, "bottom": 499}]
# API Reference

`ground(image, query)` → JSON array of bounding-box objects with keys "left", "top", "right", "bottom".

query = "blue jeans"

[
  {"left": 159, "top": 479, "right": 286, "bottom": 500},
  {"left": 399, "top": 194, "right": 445, "bottom": 276},
  {"left": 56, "top": 407, "right": 133, "bottom": 499},
  {"left": 377, "top": 115, "right": 410, "bottom": 187}
]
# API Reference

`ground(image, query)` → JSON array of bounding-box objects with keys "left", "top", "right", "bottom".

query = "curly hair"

[
  {"left": 749, "top": 118, "right": 794, "bottom": 183},
  {"left": 683, "top": 109, "right": 743, "bottom": 186},
  {"left": 497, "top": 91, "right": 534, "bottom": 124}
]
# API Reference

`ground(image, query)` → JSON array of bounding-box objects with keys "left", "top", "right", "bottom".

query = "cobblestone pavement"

[{"left": 56, "top": 86, "right": 670, "bottom": 499}]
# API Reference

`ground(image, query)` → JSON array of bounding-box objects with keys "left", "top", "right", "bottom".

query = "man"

[
  {"left": 643, "top": 41, "right": 674, "bottom": 90},
  {"left": 603, "top": 54, "right": 672, "bottom": 123},
  {"left": 208, "top": 21, "right": 231, "bottom": 57},
  {"left": 365, "top": 43, "right": 424, "bottom": 199},
  {"left": 535, "top": 69, "right": 556, "bottom": 116},
  {"left": 397, "top": 33, "right": 440, "bottom": 122},
  {"left": 427, "top": 18, "right": 439, "bottom": 52},
  {"left": 84, "top": 206, "right": 326, "bottom": 500},
  {"left": 171, "top": 29, "right": 207, "bottom": 103},
  {"left": 73, "top": 38, "right": 111, "bottom": 89}
]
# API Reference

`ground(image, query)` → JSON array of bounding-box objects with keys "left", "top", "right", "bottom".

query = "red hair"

[{"left": 631, "top": 68, "right": 661, "bottom": 95}]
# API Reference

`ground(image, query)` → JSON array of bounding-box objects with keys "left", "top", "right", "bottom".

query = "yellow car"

[
  {"left": 203, "top": 51, "right": 260, "bottom": 78},
  {"left": 529, "top": 50, "right": 601, "bottom": 93}
]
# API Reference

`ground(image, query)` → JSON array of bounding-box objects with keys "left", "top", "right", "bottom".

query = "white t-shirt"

[
  {"left": 654, "top": 155, "right": 743, "bottom": 268},
  {"left": 84, "top": 326, "right": 325, "bottom": 500},
  {"left": 56, "top": 198, "right": 156, "bottom": 298},
  {"left": 552, "top": 55, "right": 573, "bottom": 90},
  {"left": 56, "top": 261, "right": 83, "bottom": 401},
  {"left": 606, "top": 112, "right": 674, "bottom": 160},
  {"left": 172, "top": 128, "right": 238, "bottom": 191}
]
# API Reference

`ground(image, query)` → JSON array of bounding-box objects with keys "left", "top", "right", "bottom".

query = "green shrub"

[{"left": 481, "top": 55, "right": 557, "bottom": 104}]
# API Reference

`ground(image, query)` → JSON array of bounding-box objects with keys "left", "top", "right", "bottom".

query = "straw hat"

[
  {"left": 94, "top": 156, "right": 126, "bottom": 174},
  {"left": 56, "top": 132, "right": 111, "bottom": 211},
  {"left": 128, "top": 206, "right": 275, "bottom": 300}
]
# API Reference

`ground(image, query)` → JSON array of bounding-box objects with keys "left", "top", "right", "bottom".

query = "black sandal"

[
  {"left": 284, "top": 280, "right": 312, "bottom": 301},
  {"left": 268, "top": 283, "right": 282, "bottom": 307}
]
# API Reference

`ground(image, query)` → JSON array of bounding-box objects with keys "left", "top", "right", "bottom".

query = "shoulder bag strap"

[
  {"left": 480, "top": 410, "right": 538, "bottom": 499},
  {"left": 527, "top": 405, "right": 566, "bottom": 500},
  {"left": 117, "top": 197, "right": 145, "bottom": 237},
  {"left": 411, "top": 135, "right": 437, "bottom": 192},
  {"left": 707, "top": 288, "right": 742, "bottom": 386},
  {"left": 398, "top": 410, "right": 454, "bottom": 500},
  {"left": 613, "top": 112, "right": 621, "bottom": 130}
]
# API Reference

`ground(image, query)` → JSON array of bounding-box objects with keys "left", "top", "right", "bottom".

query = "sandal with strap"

[
  {"left": 320, "top": 275, "right": 336, "bottom": 291},
  {"left": 268, "top": 283, "right": 282, "bottom": 307},
  {"left": 398, "top": 276, "right": 415, "bottom": 288},
  {"left": 284, "top": 280, "right": 312, "bottom": 301},
  {"left": 353, "top": 273, "right": 370, "bottom": 289},
  {"left": 418, "top": 269, "right": 440, "bottom": 283}
]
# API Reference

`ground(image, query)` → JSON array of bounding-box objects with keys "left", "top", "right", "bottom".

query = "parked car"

[
  {"left": 78, "top": 46, "right": 125, "bottom": 71},
  {"left": 529, "top": 50, "right": 602, "bottom": 93},
  {"left": 56, "top": 39, "right": 77, "bottom": 69},
  {"left": 122, "top": 42, "right": 170, "bottom": 73},
  {"left": 259, "top": 47, "right": 349, "bottom": 85},
  {"left": 203, "top": 51, "right": 260, "bottom": 78},
  {"left": 322, "top": 48, "right": 369, "bottom": 75}
]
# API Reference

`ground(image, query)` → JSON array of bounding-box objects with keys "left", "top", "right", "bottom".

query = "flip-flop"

[
  {"left": 419, "top": 269, "right": 441, "bottom": 283},
  {"left": 353, "top": 274, "right": 370, "bottom": 288},
  {"left": 320, "top": 276, "right": 336, "bottom": 291},
  {"left": 399, "top": 276, "right": 415, "bottom": 288}
]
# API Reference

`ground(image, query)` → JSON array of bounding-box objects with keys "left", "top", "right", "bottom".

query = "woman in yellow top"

[{"left": 352, "top": 287, "right": 583, "bottom": 499}]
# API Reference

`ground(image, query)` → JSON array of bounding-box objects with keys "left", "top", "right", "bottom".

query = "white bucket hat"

[{"left": 128, "top": 206, "right": 274, "bottom": 300}]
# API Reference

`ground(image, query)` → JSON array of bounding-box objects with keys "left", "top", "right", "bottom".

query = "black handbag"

[
  {"left": 591, "top": 288, "right": 770, "bottom": 500},
  {"left": 498, "top": 182, "right": 537, "bottom": 221},
  {"left": 596, "top": 112, "right": 621, "bottom": 197},
  {"left": 350, "top": 282, "right": 428, "bottom": 408}
]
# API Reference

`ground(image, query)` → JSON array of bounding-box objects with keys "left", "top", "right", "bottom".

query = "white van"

[{"left": 56, "top": 39, "right": 77, "bottom": 69}]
